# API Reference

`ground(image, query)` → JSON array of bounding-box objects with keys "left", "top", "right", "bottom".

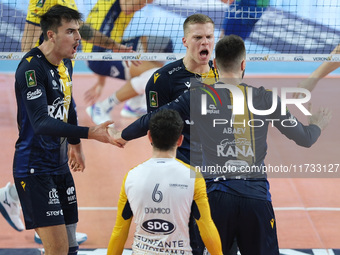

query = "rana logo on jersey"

[
  {"left": 141, "top": 219, "right": 175, "bottom": 235},
  {"left": 25, "top": 70, "right": 37, "bottom": 87},
  {"left": 149, "top": 91, "right": 158, "bottom": 107}
]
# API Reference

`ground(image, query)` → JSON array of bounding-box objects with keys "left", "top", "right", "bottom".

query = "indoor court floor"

[{"left": 1, "top": 72, "right": 340, "bottom": 254}]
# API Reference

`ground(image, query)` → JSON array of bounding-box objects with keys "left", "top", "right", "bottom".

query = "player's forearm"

[
  {"left": 309, "top": 62, "right": 340, "bottom": 80},
  {"left": 79, "top": 22, "right": 118, "bottom": 50}
]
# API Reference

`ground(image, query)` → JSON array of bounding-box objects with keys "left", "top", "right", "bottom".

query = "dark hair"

[
  {"left": 40, "top": 5, "right": 82, "bottom": 41},
  {"left": 149, "top": 109, "right": 184, "bottom": 151},
  {"left": 183, "top": 14, "right": 215, "bottom": 35},
  {"left": 215, "top": 35, "right": 246, "bottom": 72}
]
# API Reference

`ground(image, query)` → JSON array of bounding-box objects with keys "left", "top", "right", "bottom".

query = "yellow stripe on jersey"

[
  {"left": 82, "top": 0, "right": 134, "bottom": 52},
  {"left": 107, "top": 172, "right": 132, "bottom": 255},
  {"left": 230, "top": 85, "right": 255, "bottom": 165},
  {"left": 26, "top": 0, "right": 78, "bottom": 25},
  {"left": 57, "top": 61, "right": 72, "bottom": 123}
]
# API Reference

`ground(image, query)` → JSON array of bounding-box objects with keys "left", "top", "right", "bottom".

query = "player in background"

[
  {"left": 294, "top": 44, "right": 340, "bottom": 98},
  {"left": 107, "top": 109, "right": 223, "bottom": 255},
  {"left": 83, "top": 0, "right": 173, "bottom": 122},
  {"left": 220, "top": 0, "right": 270, "bottom": 40},
  {"left": 85, "top": 35, "right": 173, "bottom": 124},
  {"left": 13, "top": 6, "right": 119, "bottom": 255},
  {"left": 21, "top": 0, "right": 132, "bottom": 52}
]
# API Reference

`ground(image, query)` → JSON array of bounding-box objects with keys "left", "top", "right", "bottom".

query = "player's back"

[{"left": 124, "top": 157, "right": 195, "bottom": 254}]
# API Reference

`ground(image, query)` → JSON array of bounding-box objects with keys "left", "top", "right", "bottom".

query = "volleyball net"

[{"left": 1, "top": 0, "right": 340, "bottom": 61}]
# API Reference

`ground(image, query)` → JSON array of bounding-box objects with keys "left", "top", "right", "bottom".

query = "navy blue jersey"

[
  {"left": 14, "top": 47, "right": 89, "bottom": 178},
  {"left": 145, "top": 59, "right": 218, "bottom": 163},
  {"left": 122, "top": 83, "right": 321, "bottom": 200}
]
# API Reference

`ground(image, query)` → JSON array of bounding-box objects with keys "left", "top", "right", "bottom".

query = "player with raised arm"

[
  {"left": 294, "top": 44, "right": 340, "bottom": 98},
  {"left": 110, "top": 35, "right": 332, "bottom": 255}
]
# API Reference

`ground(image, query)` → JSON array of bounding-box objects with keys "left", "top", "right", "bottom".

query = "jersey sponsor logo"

[
  {"left": 206, "top": 104, "right": 220, "bottom": 114},
  {"left": 27, "top": 88, "right": 42, "bottom": 100},
  {"left": 67, "top": 186, "right": 76, "bottom": 203},
  {"left": 52, "top": 80, "right": 59, "bottom": 90},
  {"left": 25, "top": 70, "right": 37, "bottom": 87},
  {"left": 153, "top": 73, "right": 160, "bottom": 83},
  {"left": 46, "top": 209, "right": 63, "bottom": 217},
  {"left": 149, "top": 91, "right": 158, "bottom": 107},
  {"left": 217, "top": 138, "right": 254, "bottom": 158},
  {"left": 48, "top": 96, "right": 71, "bottom": 121},
  {"left": 141, "top": 219, "right": 176, "bottom": 235},
  {"left": 48, "top": 188, "right": 60, "bottom": 205},
  {"left": 168, "top": 66, "right": 182, "bottom": 75}
]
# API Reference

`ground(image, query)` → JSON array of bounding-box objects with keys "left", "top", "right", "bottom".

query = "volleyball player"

[
  {"left": 107, "top": 109, "right": 223, "bottom": 255},
  {"left": 110, "top": 34, "right": 332, "bottom": 255}
]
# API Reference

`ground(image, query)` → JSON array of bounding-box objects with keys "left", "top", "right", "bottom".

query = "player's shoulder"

[
  {"left": 16, "top": 48, "right": 45, "bottom": 71},
  {"left": 156, "top": 59, "right": 184, "bottom": 76}
]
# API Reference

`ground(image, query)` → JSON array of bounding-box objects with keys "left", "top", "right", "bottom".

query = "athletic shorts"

[
  {"left": 14, "top": 172, "right": 78, "bottom": 230},
  {"left": 207, "top": 191, "right": 279, "bottom": 255}
]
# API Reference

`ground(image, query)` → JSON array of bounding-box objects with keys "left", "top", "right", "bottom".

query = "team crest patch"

[
  {"left": 149, "top": 91, "right": 158, "bottom": 107},
  {"left": 36, "top": 0, "right": 45, "bottom": 7},
  {"left": 25, "top": 70, "right": 37, "bottom": 87}
]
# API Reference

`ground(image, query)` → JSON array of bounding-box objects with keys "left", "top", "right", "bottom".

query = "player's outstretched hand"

[
  {"left": 293, "top": 78, "right": 318, "bottom": 99},
  {"left": 88, "top": 121, "right": 123, "bottom": 147},
  {"left": 107, "top": 128, "right": 127, "bottom": 148},
  {"left": 308, "top": 105, "right": 332, "bottom": 131}
]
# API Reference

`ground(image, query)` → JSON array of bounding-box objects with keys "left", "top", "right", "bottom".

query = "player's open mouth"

[
  {"left": 72, "top": 44, "right": 79, "bottom": 53},
  {"left": 200, "top": 50, "right": 209, "bottom": 57}
]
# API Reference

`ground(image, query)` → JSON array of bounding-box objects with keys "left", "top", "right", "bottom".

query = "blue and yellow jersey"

[
  {"left": 82, "top": 0, "right": 134, "bottom": 52},
  {"left": 26, "top": 0, "right": 78, "bottom": 25},
  {"left": 122, "top": 83, "right": 321, "bottom": 200},
  {"left": 144, "top": 59, "right": 218, "bottom": 163},
  {"left": 14, "top": 47, "right": 88, "bottom": 178},
  {"left": 107, "top": 158, "right": 222, "bottom": 255}
]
